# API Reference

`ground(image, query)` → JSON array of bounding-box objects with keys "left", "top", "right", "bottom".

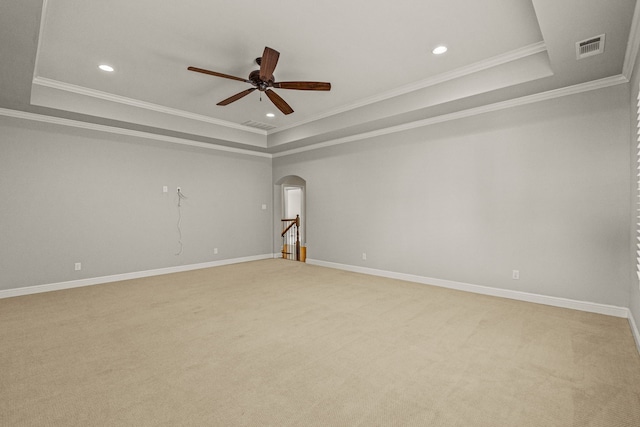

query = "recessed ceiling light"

[
  {"left": 98, "top": 64, "right": 114, "bottom": 72},
  {"left": 266, "top": 113, "right": 275, "bottom": 118},
  {"left": 432, "top": 46, "right": 448, "bottom": 55}
]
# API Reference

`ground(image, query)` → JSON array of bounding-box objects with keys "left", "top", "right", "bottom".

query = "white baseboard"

[
  {"left": 306, "top": 258, "right": 630, "bottom": 319},
  {"left": 0, "top": 254, "right": 273, "bottom": 299},
  {"left": 629, "top": 311, "right": 640, "bottom": 355}
]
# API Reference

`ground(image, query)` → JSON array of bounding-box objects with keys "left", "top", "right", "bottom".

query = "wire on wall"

[{"left": 175, "top": 188, "right": 187, "bottom": 256}]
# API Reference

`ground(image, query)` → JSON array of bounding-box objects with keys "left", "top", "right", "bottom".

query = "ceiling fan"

[{"left": 188, "top": 46, "right": 331, "bottom": 115}]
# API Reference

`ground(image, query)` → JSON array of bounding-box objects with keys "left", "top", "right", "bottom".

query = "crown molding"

[
  {"left": 12, "top": 76, "right": 626, "bottom": 160},
  {"left": 0, "top": 108, "right": 271, "bottom": 158},
  {"left": 623, "top": 0, "right": 640, "bottom": 80},
  {"left": 270, "top": 42, "right": 548, "bottom": 135},
  {"left": 31, "top": 42, "right": 546, "bottom": 141},
  {"left": 8, "top": 74, "right": 624, "bottom": 161},
  {"left": 33, "top": 0, "right": 266, "bottom": 140},
  {"left": 30, "top": 41, "right": 547, "bottom": 148},
  {"left": 32, "top": 0, "right": 49, "bottom": 84},
  {"left": 273, "top": 74, "right": 627, "bottom": 158},
  {"left": 32, "top": 76, "right": 266, "bottom": 136}
]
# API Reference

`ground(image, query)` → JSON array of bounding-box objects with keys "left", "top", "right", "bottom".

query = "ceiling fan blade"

[
  {"left": 260, "top": 47, "right": 280, "bottom": 81},
  {"left": 217, "top": 88, "right": 257, "bottom": 106},
  {"left": 272, "top": 81, "right": 331, "bottom": 91},
  {"left": 188, "top": 66, "right": 251, "bottom": 83},
  {"left": 265, "top": 89, "right": 294, "bottom": 115}
]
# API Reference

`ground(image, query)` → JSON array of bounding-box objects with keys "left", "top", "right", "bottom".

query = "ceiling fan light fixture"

[
  {"left": 432, "top": 45, "right": 448, "bottom": 55},
  {"left": 98, "top": 64, "right": 114, "bottom": 72}
]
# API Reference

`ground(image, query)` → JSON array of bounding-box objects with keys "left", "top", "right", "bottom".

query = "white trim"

[
  {"left": 32, "top": 0, "right": 49, "bottom": 83},
  {"left": 0, "top": 254, "right": 273, "bottom": 299},
  {"left": 32, "top": 77, "right": 266, "bottom": 136},
  {"left": 270, "top": 42, "right": 547, "bottom": 135},
  {"left": 0, "top": 108, "right": 271, "bottom": 158},
  {"left": 32, "top": 41, "right": 545, "bottom": 139},
  {"left": 623, "top": 0, "right": 640, "bottom": 80},
  {"left": 629, "top": 311, "right": 640, "bottom": 355},
  {"left": 10, "top": 77, "right": 626, "bottom": 160},
  {"left": 306, "top": 258, "right": 630, "bottom": 319},
  {"left": 273, "top": 75, "right": 628, "bottom": 158},
  {"left": 5, "top": 74, "right": 626, "bottom": 161}
]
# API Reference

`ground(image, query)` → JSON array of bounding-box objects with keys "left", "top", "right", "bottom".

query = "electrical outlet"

[
  {"left": 512, "top": 270, "right": 520, "bottom": 280},
  {"left": 214, "top": 248, "right": 218, "bottom": 254},
  {"left": 162, "top": 186, "right": 168, "bottom": 193},
  {"left": 261, "top": 204, "right": 267, "bottom": 210},
  {"left": 362, "top": 253, "right": 367, "bottom": 260},
  {"left": 75, "top": 262, "right": 82, "bottom": 271}
]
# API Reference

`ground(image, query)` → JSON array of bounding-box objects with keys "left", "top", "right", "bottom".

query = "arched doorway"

[{"left": 274, "top": 175, "right": 306, "bottom": 260}]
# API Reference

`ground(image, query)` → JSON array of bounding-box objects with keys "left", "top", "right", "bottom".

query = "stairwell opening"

[{"left": 275, "top": 175, "right": 306, "bottom": 261}]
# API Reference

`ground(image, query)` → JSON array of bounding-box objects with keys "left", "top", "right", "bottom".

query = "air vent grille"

[
  {"left": 242, "top": 120, "right": 277, "bottom": 131},
  {"left": 576, "top": 34, "right": 605, "bottom": 59}
]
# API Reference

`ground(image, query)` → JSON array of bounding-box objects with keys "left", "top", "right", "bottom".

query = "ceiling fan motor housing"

[{"left": 249, "top": 70, "right": 274, "bottom": 91}]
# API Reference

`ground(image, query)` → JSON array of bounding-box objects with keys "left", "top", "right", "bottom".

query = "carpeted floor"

[{"left": 1, "top": 259, "right": 640, "bottom": 426}]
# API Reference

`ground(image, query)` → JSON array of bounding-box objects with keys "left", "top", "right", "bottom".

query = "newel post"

[{"left": 295, "top": 214, "right": 301, "bottom": 261}]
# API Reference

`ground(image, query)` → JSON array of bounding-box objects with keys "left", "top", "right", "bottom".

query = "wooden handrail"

[
  {"left": 281, "top": 215, "right": 300, "bottom": 236},
  {"left": 281, "top": 221, "right": 296, "bottom": 237}
]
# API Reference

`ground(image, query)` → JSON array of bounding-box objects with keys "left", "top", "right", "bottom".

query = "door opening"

[
  {"left": 283, "top": 186, "right": 304, "bottom": 259},
  {"left": 284, "top": 186, "right": 302, "bottom": 220},
  {"left": 275, "top": 175, "right": 307, "bottom": 260}
]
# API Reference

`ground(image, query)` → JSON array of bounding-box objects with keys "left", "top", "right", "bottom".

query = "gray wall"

[
  {"left": 1, "top": 82, "right": 634, "bottom": 311},
  {"left": 274, "top": 84, "right": 631, "bottom": 307},
  {"left": 0, "top": 116, "right": 273, "bottom": 291}
]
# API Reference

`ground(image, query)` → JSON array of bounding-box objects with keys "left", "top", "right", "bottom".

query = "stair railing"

[{"left": 281, "top": 214, "right": 300, "bottom": 261}]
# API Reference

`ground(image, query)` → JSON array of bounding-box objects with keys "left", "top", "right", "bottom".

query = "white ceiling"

[{"left": 2, "top": 0, "right": 638, "bottom": 153}]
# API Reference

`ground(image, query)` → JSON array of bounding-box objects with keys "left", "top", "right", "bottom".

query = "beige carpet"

[{"left": 1, "top": 259, "right": 640, "bottom": 426}]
